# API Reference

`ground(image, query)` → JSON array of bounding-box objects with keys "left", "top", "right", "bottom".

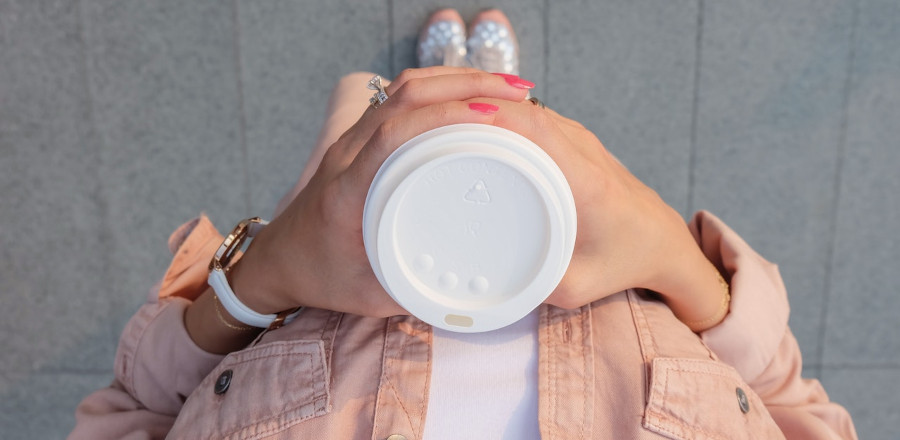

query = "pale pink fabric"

[{"left": 70, "top": 211, "right": 857, "bottom": 440}]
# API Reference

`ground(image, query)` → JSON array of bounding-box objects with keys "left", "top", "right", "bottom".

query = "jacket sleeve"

[
  {"left": 691, "top": 210, "right": 857, "bottom": 440},
  {"left": 69, "top": 216, "right": 226, "bottom": 440}
]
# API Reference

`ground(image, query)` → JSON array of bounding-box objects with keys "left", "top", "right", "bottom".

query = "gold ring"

[{"left": 528, "top": 97, "right": 546, "bottom": 109}]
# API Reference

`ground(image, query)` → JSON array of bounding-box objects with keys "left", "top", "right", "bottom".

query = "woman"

[{"left": 70, "top": 9, "right": 857, "bottom": 439}]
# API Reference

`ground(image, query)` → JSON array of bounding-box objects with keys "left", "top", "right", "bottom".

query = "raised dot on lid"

[
  {"left": 413, "top": 254, "right": 434, "bottom": 273},
  {"left": 469, "top": 276, "right": 489, "bottom": 294},
  {"left": 438, "top": 272, "right": 458, "bottom": 290}
]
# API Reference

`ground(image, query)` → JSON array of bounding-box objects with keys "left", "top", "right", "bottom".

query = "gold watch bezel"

[{"left": 208, "top": 217, "right": 264, "bottom": 272}]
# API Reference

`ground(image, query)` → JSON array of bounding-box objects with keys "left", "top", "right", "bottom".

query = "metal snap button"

[
  {"left": 736, "top": 387, "right": 750, "bottom": 413},
  {"left": 214, "top": 369, "right": 233, "bottom": 395}
]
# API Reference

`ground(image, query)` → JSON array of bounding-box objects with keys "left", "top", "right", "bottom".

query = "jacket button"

[
  {"left": 736, "top": 387, "right": 750, "bottom": 413},
  {"left": 214, "top": 369, "right": 233, "bottom": 395},
  {"left": 386, "top": 435, "right": 407, "bottom": 440}
]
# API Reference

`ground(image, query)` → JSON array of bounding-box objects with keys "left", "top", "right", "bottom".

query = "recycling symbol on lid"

[{"left": 464, "top": 180, "right": 491, "bottom": 204}]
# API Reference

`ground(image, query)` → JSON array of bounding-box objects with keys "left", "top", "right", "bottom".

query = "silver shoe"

[
  {"left": 417, "top": 20, "right": 467, "bottom": 68},
  {"left": 466, "top": 20, "right": 518, "bottom": 75}
]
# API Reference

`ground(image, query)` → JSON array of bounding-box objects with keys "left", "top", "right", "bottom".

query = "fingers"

[
  {"left": 341, "top": 95, "right": 604, "bottom": 202},
  {"left": 386, "top": 66, "right": 484, "bottom": 95},
  {"left": 342, "top": 100, "right": 501, "bottom": 193},
  {"left": 463, "top": 98, "right": 617, "bottom": 175},
  {"left": 542, "top": 105, "right": 588, "bottom": 132},
  {"left": 475, "top": 98, "right": 585, "bottom": 171},
  {"left": 387, "top": 71, "right": 532, "bottom": 112},
  {"left": 339, "top": 70, "right": 534, "bottom": 158}
]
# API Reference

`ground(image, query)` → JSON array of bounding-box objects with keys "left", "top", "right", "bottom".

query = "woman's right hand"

[{"left": 228, "top": 68, "right": 533, "bottom": 318}]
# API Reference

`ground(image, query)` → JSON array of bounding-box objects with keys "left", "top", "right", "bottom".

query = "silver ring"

[
  {"left": 368, "top": 75, "right": 389, "bottom": 108},
  {"left": 528, "top": 97, "right": 546, "bottom": 109}
]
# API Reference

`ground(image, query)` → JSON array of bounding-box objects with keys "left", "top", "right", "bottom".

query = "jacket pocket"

[
  {"left": 643, "top": 357, "right": 785, "bottom": 440},
  {"left": 169, "top": 340, "right": 330, "bottom": 440}
]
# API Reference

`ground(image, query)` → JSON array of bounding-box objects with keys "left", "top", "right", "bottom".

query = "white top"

[{"left": 422, "top": 309, "right": 541, "bottom": 439}]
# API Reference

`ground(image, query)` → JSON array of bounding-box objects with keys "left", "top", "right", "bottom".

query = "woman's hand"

[
  {"left": 228, "top": 68, "right": 532, "bottom": 318},
  {"left": 225, "top": 65, "right": 724, "bottom": 329},
  {"left": 472, "top": 99, "right": 728, "bottom": 328}
]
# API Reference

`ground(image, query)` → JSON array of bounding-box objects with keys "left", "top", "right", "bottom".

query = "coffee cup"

[{"left": 363, "top": 123, "right": 576, "bottom": 332}]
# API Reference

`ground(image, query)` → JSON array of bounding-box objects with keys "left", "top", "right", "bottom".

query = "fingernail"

[
  {"left": 492, "top": 72, "right": 535, "bottom": 90},
  {"left": 469, "top": 102, "right": 500, "bottom": 114}
]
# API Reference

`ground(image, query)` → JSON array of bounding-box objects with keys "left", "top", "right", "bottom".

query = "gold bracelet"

[
  {"left": 213, "top": 294, "right": 257, "bottom": 332},
  {"left": 683, "top": 271, "right": 731, "bottom": 331}
]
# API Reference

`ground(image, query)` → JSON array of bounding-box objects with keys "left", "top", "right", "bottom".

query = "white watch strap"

[
  {"left": 208, "top": 268, "right": 300, "bottom": 328},
  {"left": 207, "top": 218, "right": 301, "bottom": 328}
]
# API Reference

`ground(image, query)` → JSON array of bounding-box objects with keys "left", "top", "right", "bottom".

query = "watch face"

[{"left": 363, "top": 124, "right": 576, "bottom": 333}]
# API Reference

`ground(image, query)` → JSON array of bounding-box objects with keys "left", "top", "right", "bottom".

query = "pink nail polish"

[
  {"left": 491, "top": 72, "right": 535, "bottom": 89},
  {"left": 469, "top": 102, "right": 500, "bottom": 114}
]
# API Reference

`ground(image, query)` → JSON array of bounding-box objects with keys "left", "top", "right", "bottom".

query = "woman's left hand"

[{"left": 472, "top": 98, "right": 727, "bottom": 328}]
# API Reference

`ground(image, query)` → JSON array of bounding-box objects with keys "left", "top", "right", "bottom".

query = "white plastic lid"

[{"left": 363, "top": 124, "right": 576, "bottom": 332}]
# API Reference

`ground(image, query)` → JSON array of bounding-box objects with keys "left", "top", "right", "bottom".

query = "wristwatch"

[{"left": 207, "top": 217, "right": 301, "bottom": 329}]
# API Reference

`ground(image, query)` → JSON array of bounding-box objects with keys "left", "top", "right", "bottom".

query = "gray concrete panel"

[
  {"left": 0, "top": 0, "right": 113, "bottom": 373},
  {"left": 821, "top": 367, "right": 900, "bottom": 440},
  {"left": 825, "top": 0, "right": 900, "bottom": 365},
  {"left": 238, "top": 0, "right": 391, "bottom": 216},
  {"left": 548, "top": 0, "right": 698, "bottom": 215},
  {"left": 691, "top": 0, "right": 855, "bottom": 363},
  {"left": 80, "top": 0, "right": 248, "bottom": 335},
  {"left": 0, "top": 372, "right": 113, "bottom": 440}
]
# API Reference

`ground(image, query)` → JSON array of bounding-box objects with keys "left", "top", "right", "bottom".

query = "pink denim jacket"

[{"left": 70, "top": 211, "right": 857, "bottom": 439}]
